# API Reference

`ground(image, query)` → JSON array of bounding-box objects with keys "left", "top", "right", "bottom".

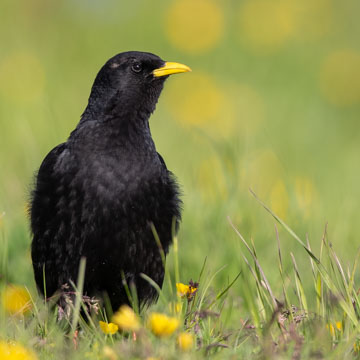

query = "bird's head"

[{"left": 83, "top": 51, "right": 191, "bottom": 122}]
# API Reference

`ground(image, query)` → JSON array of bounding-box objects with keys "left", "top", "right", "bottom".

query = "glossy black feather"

[{"left": 30, "top": 51, "right": 182, "bottom": 310}]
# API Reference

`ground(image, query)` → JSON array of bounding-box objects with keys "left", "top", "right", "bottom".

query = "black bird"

[{"left": 30, "top": 51, "right": 191, "bottom": 311}]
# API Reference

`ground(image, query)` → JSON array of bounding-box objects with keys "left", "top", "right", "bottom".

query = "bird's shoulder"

[
  {"left": 36, "top": 143, "right": 70, "bottom": 179},
  {"left": 30, "top": 143, "right": 70, "bottom": 232}
]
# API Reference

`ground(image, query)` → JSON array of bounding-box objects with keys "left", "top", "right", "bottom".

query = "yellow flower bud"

[
  {"left": 112, "top": 305, "right": 140, "bottom": 332},
  {"left": 177, "top": 332, "right": 194, "bottom": 351},
  {"left": 176, "top": 282, "right": 198, "bottom": 298},
  {"left": 147, "top": 313, "right": 179, "bottom": 337},
  {"left": 2, "top": 284, "right": 32, "bottom": 315},
  {"left": 99, "top": 321, "right": 118, "bottom": 335},
  {"left": 0, "top": 340, "right": 37, "bottom": 360}
]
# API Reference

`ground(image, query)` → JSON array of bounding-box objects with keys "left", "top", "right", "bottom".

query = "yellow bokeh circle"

[
  {"left": 292, "top": 0, "right": 333, "bottom": 41},
  {"left": 238, "top": 0, "right": 296, "bottom": 53},
  {"left": 240, "top": 149, "right": 288, "bottom": 219},
  {"left": 319, "top": 49, "right": 360, "bottom": 106},
  {"left": 197, "top": 156, "right": 228, "bottom": 203},
  {"left": 230, "top": 84, "right": 265, "bottom": 135},
  {"left": 2, "top": 284, "right": 32, "bottom": 315},
  {"left": 270, "top": 179, "right": 289, "bottom": 220},
  {"left": 0, "top": 51, "right": 45, "bottom": 103},
  {"left": 295, "top": 176, "right": 317, "bottom": 217},
  {"left": 165, "top": 0, "right": 225, "bottom": 54},
  {"left": 165, "top": 72, "right": 235, "bottom": 137},
  {"left": 240, "top": 149, "right": 285, "bottom": 196}
]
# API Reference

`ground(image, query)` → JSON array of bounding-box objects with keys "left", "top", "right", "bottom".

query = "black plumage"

[{"left": 30, "top": 51, "right": 190, "bottom": 310}]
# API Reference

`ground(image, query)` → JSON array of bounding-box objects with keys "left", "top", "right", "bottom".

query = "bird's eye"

[{"left": 131, "top": 63, "right": 142, "bottom": 73}]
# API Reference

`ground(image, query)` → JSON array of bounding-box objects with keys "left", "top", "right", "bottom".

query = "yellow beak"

[{"left": 153, "top": 62, "right": 192, "bottom": 77}]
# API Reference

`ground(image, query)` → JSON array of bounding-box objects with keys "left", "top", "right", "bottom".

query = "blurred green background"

[{"left": 1, "top": 0, "right": 360, "bottom": 299}]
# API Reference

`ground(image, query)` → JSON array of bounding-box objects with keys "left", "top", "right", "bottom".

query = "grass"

[
  {"left": 1, "top": 1, "right": 360, "bottom": 358},
  {"left": 2, "top": 192, "right": 360, "bottom": 359}
]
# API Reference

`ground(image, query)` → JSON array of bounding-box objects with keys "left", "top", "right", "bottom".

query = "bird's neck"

[
  {"left": 81, "top": 87, "right": 155, "bottom": 123},
  {"left": 74, "top": 84, "right": 161, "bottom": 153},
  {"left": 72, "top": 103, "right": 156, "bottom": 155}
]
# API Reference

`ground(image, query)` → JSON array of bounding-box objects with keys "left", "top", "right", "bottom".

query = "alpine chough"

[{"left": 30, "top": 51, "right": 191, "bottom": 311}]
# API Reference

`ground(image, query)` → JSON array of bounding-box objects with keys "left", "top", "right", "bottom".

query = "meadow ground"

[{"left": 1, "top": 0, "right": 360, "bottom": 358}]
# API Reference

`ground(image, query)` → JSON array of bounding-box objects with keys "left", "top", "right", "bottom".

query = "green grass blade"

[
  {"left": 71, "top": 256, "right": 86, "bottom": 331},
  {"left": 228, "top": 217, "right": 277, "bottom": 309},
  {"left": 290, "top": 253, "right": 308, "bottom": 313},
  {"left": 249, "top": 188, "right": 320, "bottom": 264},
  {"left": 139, "top": 273, "right": 168, "bottom": 306}
]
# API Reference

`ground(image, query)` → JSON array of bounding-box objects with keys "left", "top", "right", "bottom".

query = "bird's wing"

[
  {"left": 31, "top": 143, "right": 67, "bottom": 228},
  {"left": 30, "top": 143, "right": 69, "bottom": 294}
]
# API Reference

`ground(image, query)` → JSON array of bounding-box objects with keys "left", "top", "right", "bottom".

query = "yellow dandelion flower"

[
  {"left": 176, "top": 283, "right": 198, "bottom": 298},
  {"left": 177, "top": 332, "right": 194, "bottom": 351},
  {"left": 99, "top": 321, "right": 118, "bottom": 335},
  {"left": 0, "top": 340, "right": 37, "bottom": 360},
  {"left": 176, "top": 283, "right": 190, "bottom": 297},
  {"left": 2, "top": 284, "right": 32, "bottom": 315},
  {"left": 103, "top": 345, "right": 117, "bottom": 360},
  {"left": 112, "top": 305, "right": 140, "bottom": 332},
  {"left": 164, "top": 0, "right": 224, "bottom": 54},
  {"left": 147, "top": 313, "right": 180, "bottom": 337}
]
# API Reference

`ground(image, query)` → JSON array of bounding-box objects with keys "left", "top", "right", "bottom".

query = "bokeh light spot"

[
  {"left": 292, "top": 0, "right": 333, "bottom": 41},
  {"left": 0, "top": 341, "right": 37, "bottom": 360},
  {"left": 230, "top": 84, "right": 265, "bottom": 135},
  {"left": 0, "top": 212, "right": 4, "bottom": 228},
  {"left": 238, "top": 0, "right": 296, "bottom": 53},
  {"left": 2, "top": 284, "right": 32, "bottom": 315},
  {"left": 165, "top": 72, "right": 235, "bottom": 138},
  {"left": 270, "top": 179, "right": 289, "bottom": 220},
  {"left": 0, "top": 51, "right": 45, "bottom": 103},
  {"left": 319, "top": 49, "right": 360, "bottom": 106},
  {"left": 295, "top": 177, "right": 316, "bottom": 217},
  {"left": 165, "top": 0, "right": 224, "bottom": 54},
  {"left": 197, "top": 156, "right": 228, "bottom": 203},
  {"left": 240, "top": 149, "right": 284, "bottom": 197}
]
